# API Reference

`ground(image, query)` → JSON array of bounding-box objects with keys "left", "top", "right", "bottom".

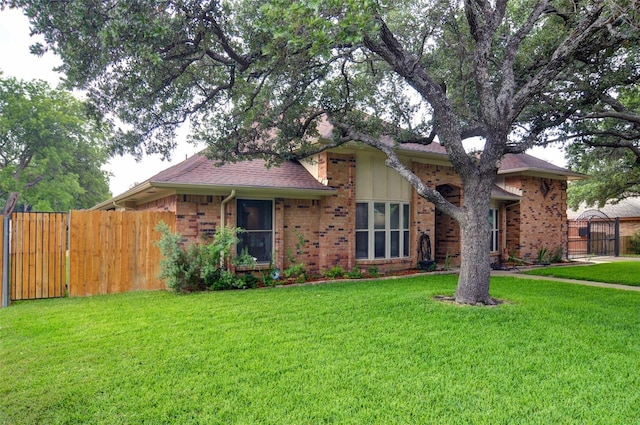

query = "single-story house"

[{"left": 94, "top": 135, "right": 582, "bottom": 274}]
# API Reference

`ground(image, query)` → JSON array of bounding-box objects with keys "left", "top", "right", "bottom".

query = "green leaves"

[{"left": 0, "top": 76, "right": 111, "bottom": 213}]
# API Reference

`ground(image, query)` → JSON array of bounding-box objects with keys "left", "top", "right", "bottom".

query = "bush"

[
  {"left": 155, "top": 221, "right": 250, "bottom": 293},
  {"left": 283, "top": 262, "right": 306, "bottom": 283},
  {"left": 549, "top": 245, "right": 564, "bottom": 263},
  {"left": 629, "top": 231, "right": 640, "bottom": 255},
  {"left": 345, "top": 266, "right": 364, "bottom": 279},
  {"left": 238, "top": 274, "right": 259, "bottom": 289},
  {"left": 323, "top": 265, "right": 345, "bottom": 279},
  {"left": 366, "top": 266, "right": 380, "bottom": 277},
  {"left": 155, "top": 222, "right": 206, "bottom": 293}
]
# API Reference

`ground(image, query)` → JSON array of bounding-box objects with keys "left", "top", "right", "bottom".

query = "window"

[
  {"left": 356, "top": 202, "right": 410, "bottom": 260},
  {"left": 237, "top": 199, "right": 273, "bottom": 262},
  {"left": 489, "top": 208, "right": 499, "bottom": 252}
]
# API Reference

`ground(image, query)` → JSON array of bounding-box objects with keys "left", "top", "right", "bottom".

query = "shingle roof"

[
  {"left": 498, "top": 153, "right": 576, "bottom": 175},
  {"left": 567, "top": 198, "right": 640, "bottom": 220},
  {"left": 148, "top": 154, "right": 332, "bottom": 191}
]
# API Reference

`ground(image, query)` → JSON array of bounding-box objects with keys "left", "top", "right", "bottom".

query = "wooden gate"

[{"left": 10, "top": 212, "right": 68, "bottom": 300}]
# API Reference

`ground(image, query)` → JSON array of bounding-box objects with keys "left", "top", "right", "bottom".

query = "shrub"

[
  {"left": 155, "top": 221, "right": 206, "bottom": 293},
  {"left": 238, "top": 273, "right": 259, "bottom": 289},
  {"left": 323, "top": 265, "right": 345, "bottom": 279},
  {"left": 366, "top": 266, "right": 380, "bottom": 277},
  {"left": 629, "top": 231, "right": 640, "bottom": 255},
  {"left": 536, "top": 246, "right": 549, "bottom": 264},
  {"left": 345, "top": 266, "right": 364, "bottom": 279},
  {"left": 260, "top": 260, "right": 278, "bottom": 287},
  {"left": 283, "top": 262, "right": 306, "bottom": 283},
  {"left": 155, "top": 222, "right": 249, "bottom": 293},
  {"left": 549, "top": 245, "right": 564, "bottom": 263}
]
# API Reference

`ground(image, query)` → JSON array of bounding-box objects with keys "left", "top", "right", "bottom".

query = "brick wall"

[
  {"left": 410, "top": 162, "right": 463, "bottom": 267},
  {"left": 512, "top": 176, "right": 568, "bottom": 260},
  {"left": 505, "top": 202, "right": 521, "bottom": 256},
  {"left": 138, "top": 194, "right": 223, "bottom": 242},
  {"left": 317, "top": 152, "right": 356, "bottom": 272},
  {"left": 619, "top": 219, "right": 640, "bottom": 237},
  {"left": 282, "top": 199, "right": 322, "bottom": 274}
]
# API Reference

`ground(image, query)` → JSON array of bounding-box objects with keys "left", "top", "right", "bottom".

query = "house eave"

[
  {"left": 491, "top": 194, "right": 522, "bottom": 202},
  {"left": 92, "top": 181, "right": 336, "bottom": 210},
  {"left": 498, "top": 167, "right": 586, "bottom": 181}
]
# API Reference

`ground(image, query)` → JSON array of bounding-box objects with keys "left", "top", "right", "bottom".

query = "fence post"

[
  {"left": 615, "top": 217, "right": 620, "bottom": 257},
  {"left": 2, "top": 215, "right": 10, "bottom": 308}
]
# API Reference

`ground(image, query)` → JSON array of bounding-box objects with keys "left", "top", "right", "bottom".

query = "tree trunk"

[
  {"left": 454, "top": 186, "right": 494, "bottom": 305},
  {"left": 1, "top": 192, "right": 19, "bottom": 216}
]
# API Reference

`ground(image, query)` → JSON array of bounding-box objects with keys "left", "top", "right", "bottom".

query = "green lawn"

[
  {"left": 2, "top": 275, "right": 640, "bottom": 424},
  {"left": 524, "top": 261, "right": 640, "bottom": 286}
]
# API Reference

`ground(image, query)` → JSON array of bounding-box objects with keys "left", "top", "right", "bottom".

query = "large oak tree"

[
  {"left": 0, "top": 75, "right": 112, "bottom": 215},
  {"left": 7, "top": 0, "right": 638, "bottom": 304}
]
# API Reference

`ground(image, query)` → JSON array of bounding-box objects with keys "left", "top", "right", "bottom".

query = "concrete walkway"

[{"left": 491, "top": 257, "right": 640, "bottom": 292}]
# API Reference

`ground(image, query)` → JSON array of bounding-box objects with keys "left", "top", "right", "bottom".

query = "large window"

[
  {"left": 237, "top": 199, "right": 273, "bottom": 262},
  {"left": 489, "top": 208, "right": 499, "bottom": 252},
  {"left": 356, "top": 202, "right": 410, "bottom": 260}
]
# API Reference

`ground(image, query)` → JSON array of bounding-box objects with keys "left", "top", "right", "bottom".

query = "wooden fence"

[
  {"left": 68, "top": 210, "right": 175, "bottom": 296},
  {"left": 620, "top": 236, "right": 637, "bottom": 255},
  {"left": 1, "top": 210, "right": 175, "bottom": 306},
  {"left": 1, "top": 218, "right": 4, "bottom": 306}
]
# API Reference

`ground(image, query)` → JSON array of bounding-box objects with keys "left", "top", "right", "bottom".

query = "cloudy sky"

[{"left": 0, "top": 7, "right": 565, "bottom": 197}]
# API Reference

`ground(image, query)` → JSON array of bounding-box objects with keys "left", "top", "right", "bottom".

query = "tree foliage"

[
  {"left": 565, "top": 79, "right": 640, "bottom": 208},
  {"left": 7, "top": 0, "right": 639, "bottom": 303},
  {"left": 0, "top": 75, "right": 112, "bottom": 214}
]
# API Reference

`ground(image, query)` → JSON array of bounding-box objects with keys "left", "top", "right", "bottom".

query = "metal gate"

[{"left": 567, "top": 210, "right": 620, "bottom": 258}]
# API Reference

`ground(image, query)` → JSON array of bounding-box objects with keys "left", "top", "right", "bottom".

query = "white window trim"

[
  {"left": 490, "top": 208, "right": 499, "bottom": 253},
  {"left": 356, "top": 201, "right": 410, "bottom": 260}
]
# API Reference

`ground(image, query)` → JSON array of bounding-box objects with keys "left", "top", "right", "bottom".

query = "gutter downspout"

[
  {"left": 220, "top": 190, "right": 236, "bottom": 229},
  {"left": 220, "top": 190, "right": 237, "bottom": 270}
]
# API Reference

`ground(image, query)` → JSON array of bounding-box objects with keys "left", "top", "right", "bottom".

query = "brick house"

[{"left": 94, "top": 141, "right": 581, "bottom": 275}]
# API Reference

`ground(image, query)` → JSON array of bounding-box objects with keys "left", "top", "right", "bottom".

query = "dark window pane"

[
  {"left": 237, "top": 199, "right": 272, "bottom": 230},
  {"left": 356, "top": 203, "right": 368, "bottom": 230},
  {"left": 356, "top": 231, "right": 369, "bottom": 259},
  {"left": 374, "top": 203, "right": 385, "bottom": 229},
  {"left": 238, "top": 231, "right": 272, "bottom": 262},
  {"left": 402, "top": 205, "right": 410, "bottom": 230},
  {"left": 390, "top": 204, "right": 399, "bottom": 229},
  {"left": 390, "top": 231, "right": 399, "bottom": 257},
  {"left": 374, "top": 231, "right": 385, "bottom": 258},
  {"left": 403, "top": 230, "right": 409, "bottom": 257}
]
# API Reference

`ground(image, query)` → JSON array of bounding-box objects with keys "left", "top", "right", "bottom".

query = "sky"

[{"left": 0, "top": 7, "right": 566, "bottom": 197}]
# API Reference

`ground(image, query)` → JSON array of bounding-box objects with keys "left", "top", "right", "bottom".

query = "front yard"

[
  {"left": 523, "top": 261, "right": 640, "bottom": 286},
  {"left": 1, "top": 275, "right": 639, "bottom": 424}
]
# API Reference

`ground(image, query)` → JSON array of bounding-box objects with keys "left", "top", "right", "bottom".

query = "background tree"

[
  {"left": 7, "top": 0, "right": 638, "bottom": 304},
  {"left": 564, "top": 82, "right": 640, "bottom": 209},
  {"left": 0, "top": 75, "right": 112, "bottom": 215}
]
